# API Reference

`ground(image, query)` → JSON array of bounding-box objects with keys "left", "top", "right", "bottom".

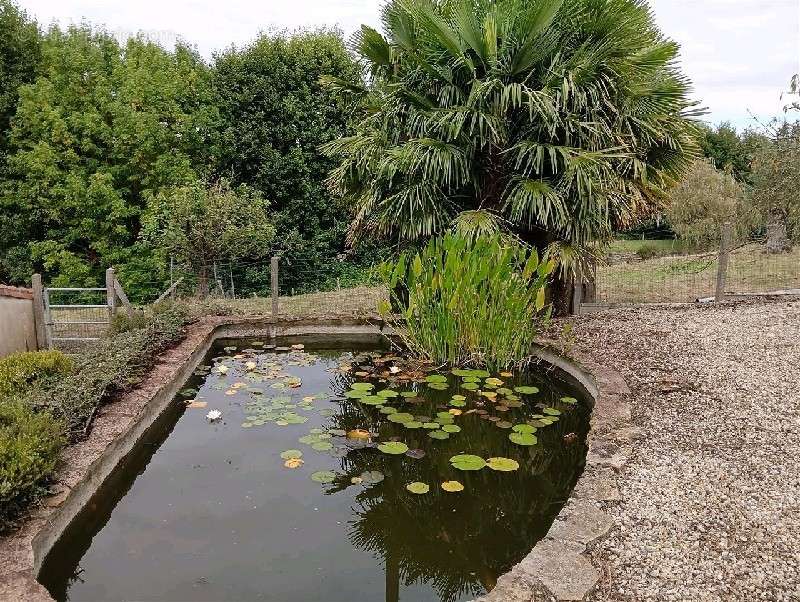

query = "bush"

[
  {"left": 380, "top": 235, "right": 554, "bottom": 370},
  {"left": 21, "top": 303, "right": 190, "bottom": 438},
  {"left": 636, "top": 243, "right": 662, "bottom": 261},
  {"left": 0, "top": 350, "right": 73, "bottom": 398},
  {"left": 0, "top": 400, "right": 65, "bottom": 531}
]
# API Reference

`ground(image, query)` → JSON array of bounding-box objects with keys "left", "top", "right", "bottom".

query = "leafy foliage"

[
  {"left": 0, "top": 25, "right": 218, "bottom": 292},
  {"left": 667, "top": 159, "right": 749, "bottom": 249},
  {"left": 0, "top": 350, "right": 73, "bottom": 397},
  {"left": 323, "top": 0, "right": 700, "bottom": 253},
  {"left": 212, "top": 30, "right": 365, "bottom": 290},
  {"left": 379, "top": 234, "right": 553, "bottom": 369},
  {"left": 0, "top": 399, "right": 65, "bottom": 531},
  {"left": 142, "top": 180, "right": 275, "bottom": 297}
]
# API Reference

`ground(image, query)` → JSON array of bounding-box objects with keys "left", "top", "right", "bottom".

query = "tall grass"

[{"left": 379, "top": 235, "right": 554, "bottom": 370}]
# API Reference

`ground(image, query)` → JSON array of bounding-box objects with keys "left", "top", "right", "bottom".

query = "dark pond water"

[{"left": 40, "top": 336, "right": 591, "bottom": 602}]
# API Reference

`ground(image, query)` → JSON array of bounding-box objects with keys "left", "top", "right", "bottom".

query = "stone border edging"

[
  {"left": 474, "top": 345, "right": 634, "bottom": 602},
  {"left": 0, "top": 317, "right": 632, "bottom": 602}
]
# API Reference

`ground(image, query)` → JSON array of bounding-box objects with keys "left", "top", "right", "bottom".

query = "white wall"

[{"left": 0, "top": 288, "right": 38, "bottom": 357}]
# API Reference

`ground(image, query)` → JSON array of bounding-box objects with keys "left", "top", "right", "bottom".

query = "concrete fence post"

[
  {"left": 31, "top": 274, "right": 47, "bottom": 350},
  {"left": 106, "top": 267, "right": 117, "bottom": 319},
  {"left": 715, "top": 222, "right": 733, "bottom": 302},
  {"left": 271, "top": 256, "right": 279, "bottom": 319}
]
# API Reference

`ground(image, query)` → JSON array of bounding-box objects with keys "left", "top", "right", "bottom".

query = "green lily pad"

[
  {"left": 404, "top": 421, "right": 423, "bottom": 429},
  {"left": 462, "top": 375, "right": 480, "bottom": 383},
  {"left": 428, "top": 382, "right": 449, "bottom": 390},
  {"left": 377, "top": 441, "right": 409, "bottom": 455},
  {"left": 442, "top": 424, "right": 461, "bottom": 433},
  {"left": 179, "top": 388, "right": 198, "bottom": 398},
  {"left": 351, "top": 382, "right": 375, "bottom": 391},
  {"left": 280, "top": 449, "right": 303, "bottom": 460},
  {"left": 509, "top": 432, "right": 538, "bottom": 446},
  {"left": 561, "top": 396, "right": 578, "bottom": 404},
  {"left": 450, "top": 454, "right": 486, "bottom": 471},
  {"left": 495, "top": 421, "right": 513, "bottom": 429},
  {"left": 360, "top": 395, "right": 384, "bottom": 406},
  {"left": 328, "top": 429, "right": 347, "bottom": 437},
  {"left": 486, "top": 457, "right": 520, "bottom": 472},
  {"left": 512, "top": 424, "right": 537, "bottom": 434},
  {"left": 345, "top": 389, "right": 368, "bottom": 399},
  {"left": 543, "top": 407, "right": 562, "bottom": 416},
  {"left": 514, "top": 386, "right": 540, "bottom": 394},
  {"left": 388, "top": 412, "right": 414, "bottom": 424},
  {"left": 379, "top": 406, "right": 398, "bottom": 415},
  {"left": 406, "top": 482, "right": 430, "bottom": 494},
  {"left": 449, "top": 399, "right": 466, "bottom": 407},
  {"left": 428, "top": 430, "right": 450, "bottom": 440},
  {"left": 425, "top": 374, "right": 447, "bottom": 383},
  {"left": 461, "top": 382, "right": 479, "bottom": 391},
  {"left": 422, "top": 422, "right": 440, "bottom": 429},
  {"left": 377, "top": 389, "right": 399, "bottom": 398},
  {"left": 311, "top": 441, "right": 334, "bottom": 452},
  {"left": 310, "top": 470, "right": 336, "bottom": 483},
  {"left": 400, "top": 391, "right": 417, "bottom": 398}
]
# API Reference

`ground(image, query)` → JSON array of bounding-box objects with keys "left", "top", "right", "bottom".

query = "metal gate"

[{"left": 42, "top": 287, "right": 111, "bottom": 348}]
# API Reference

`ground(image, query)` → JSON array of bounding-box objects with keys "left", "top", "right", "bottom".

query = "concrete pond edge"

[{"left": 0, "top": 316, "right": 632, "bottom": 602}]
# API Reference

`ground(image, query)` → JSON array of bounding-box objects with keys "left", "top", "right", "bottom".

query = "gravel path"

[{"left": 571, "top": 300, "right": 800, "bottom": 602}]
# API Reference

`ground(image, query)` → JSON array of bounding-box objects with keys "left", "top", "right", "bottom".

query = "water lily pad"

[
  {"left": 514, "top": 386, "right": 540, "bottom": 395},
  {"left": 360, "top": 395, "right": 385, "bottom": 406},
  {"left": 495, "top": 421, "right": 513, "bottom": 429},
  {"left": 561, "top": 396, "right": 578, "bottom": 404},
  {"left": 512, "top": 424, "right": 537, "bottom": 434},
  {"left": 179, "top": 388, "right": 198, "bottom": 398},
  {"left": 351, "top": 382, "right": 375, "bottom": 391},
  {"left": 328, "top": 429, "right": 347, "bottom": 437},
  {"left": 485, "top": 377, "right": 504, "bottom": 386},
  {"left": 377, "top": 389, "right": 399, "bottom": 398},
  {"left": 441, "top": 480, "right": 465, "bottom": 492},
  {"left": 450, "top": 454, "right": 486, "bottom": 471},
  {"left": 378, "top": 441, "right": 409, "bottom": 455},
  {"left": 388, "top": 412, "right": 414, "bottom": 424},
  {"left": 461, "top": 382, "right": 479, "bottom": 391},
  {"left": 425, "top": 374, "right": 448, "bottom": 383},
  {"left": 486, "top": 457, "right": 520, "bottom": 472},
  {"left": 379, "top": 406, "right": 398, "bottom": 415},
  {"left": 449, "top": 399, "right": 466, "bottom": 407},
  {"left": 428, "top": 382, "right": 449, "bottom": 390},
  {"left": 509, "top": 432, "right": 538, "bottom": 446},
  {"left": 345, "top": 389, "right": 368, "bottom": 399},
  {"left": 405, "top": 448, "right": 426, "bottom": 459},
  {"left": 543, "top": 407, "right": 562, "bottom": 416},
  {"left": 311, "top": 441, "right": 334, "bottom": 452},
  {"left": 400, "top": 391, "right": 417, "bottom": 398},
  {"left": 442, "top": 424, "right": 461, "bottom": 433},
  {"left": 406, "top": 482, "right": 430, "bottom": 494},
  {"left": 280, "top": 449, "right": 303, "bottom": 460},
  {"left": 360, "top": 470, "right": 384, "bottom": 484},
  {"left": 428, "top": 430, "right": 450, "bottom": 440},
  {"left": 310, "top": 470, "right": 336, "bottom": 483},
  {"left": 404, "top": 421, "right": 423, "bottom": 429}
]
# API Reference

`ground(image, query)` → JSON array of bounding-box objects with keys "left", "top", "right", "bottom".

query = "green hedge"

[{"left": 0, "top": 350, "right": 73, "bottom": 397}]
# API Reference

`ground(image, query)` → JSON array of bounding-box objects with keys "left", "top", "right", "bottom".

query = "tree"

[
  {"left": 749, "top": 121, "right": 800, "bottom": 253},
  {"left": 212, "top": 30, "right": 362, "bottom": 290},
  {"left": 0, "top": 26, "right": 217, "bottom": 296},
  {"left": 0, "top": 0, "right": 40, "bottom": 156},
  {"left": 322, "top": 0, "right": 700, "bottom": 311},
  {"left": 141, "top": 180, "right": 275, "bottom": 297},
  {"left": 666, "top": 159, "right": 748, "bottom": 249}
]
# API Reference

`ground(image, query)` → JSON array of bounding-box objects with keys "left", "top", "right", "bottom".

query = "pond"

[{"left": 40, "top": 336, "right": 591, "bottom": 602}]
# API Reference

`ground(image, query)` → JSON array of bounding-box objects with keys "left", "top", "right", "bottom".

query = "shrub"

[
  {"left": 0, "top": 400, "right": 65, "bottom": 531},
  {"left": 380, "top": 235, "right": 554, "bottom": 370},
  {"left": 0, "top": 350, "right": 73, "bottom": 398},
  {"left": 636, "top": 243, "right": 662, "bottom": 261}
]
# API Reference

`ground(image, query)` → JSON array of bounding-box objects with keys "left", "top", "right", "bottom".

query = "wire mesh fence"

[{"left": 593, "top": 241, "right": 800, "bottom": 305}]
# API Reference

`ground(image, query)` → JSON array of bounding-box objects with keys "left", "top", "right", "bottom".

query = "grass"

[{"left": 596, "top": 244, "right": 800, "bottom": 304}]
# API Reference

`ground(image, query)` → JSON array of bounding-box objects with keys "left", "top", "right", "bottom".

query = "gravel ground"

[{"left": 571, "top": 300, "right": 800, "bottom": 602}]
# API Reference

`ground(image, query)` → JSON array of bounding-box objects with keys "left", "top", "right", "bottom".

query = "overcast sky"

[{"left": 17, "top": 0, "right": 800, "bottom": 128}]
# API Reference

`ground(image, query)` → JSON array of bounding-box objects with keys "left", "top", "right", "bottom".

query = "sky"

[{"left": 16, "top": 0, "right": 800, "bottom": 129}]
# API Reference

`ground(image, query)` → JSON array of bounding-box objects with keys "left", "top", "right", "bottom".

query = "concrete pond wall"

[{"left": 0, "top": 316, "right": 633, "bottom": 602}]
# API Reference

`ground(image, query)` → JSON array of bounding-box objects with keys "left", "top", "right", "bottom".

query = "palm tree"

[{"left": 322, "top": 0, "right": 701, "bottom": 310}]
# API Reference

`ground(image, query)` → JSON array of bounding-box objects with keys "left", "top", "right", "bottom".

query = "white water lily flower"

[
  {"left": 217, "top": 365, "right": 229, "bottom": 375},
  {"left": 245, "top": 361, "right": 257, "bottom": 371},
  {"left": 389, "top": 366, "right": 401, "bottom": 374},
  {"left": 206, "top": 410, "right": 222, "bottom": 422}
]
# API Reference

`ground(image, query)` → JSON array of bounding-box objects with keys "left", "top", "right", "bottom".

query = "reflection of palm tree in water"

[{"left": 322, "top": 373, "right": 589, "bottom": 602}]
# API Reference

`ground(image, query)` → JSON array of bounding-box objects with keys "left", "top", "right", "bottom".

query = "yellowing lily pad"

[
  {"left": 561, "top": 396, "right": 578, "bottom": 404},
  {"left": 284, "top": 458, "right": 304, "bottom": 469},
  {"left": 486, "top": 457, "right": 519, "bottom": 471},
  {"left": 406, "top": 482, "right": 430, "bottom": 494},
  {"left": 441, "top": 480, "right": 465, "bottom": 492}
]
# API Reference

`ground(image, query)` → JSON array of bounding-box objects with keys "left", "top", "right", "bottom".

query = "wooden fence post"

[
  {"left": 31, "top": 273, "right": 47, "bottom": 350},
  {"left": 106, "top": 267, "right": 117, "bottom": 319},
  {"left": 271, "top": 256, "right": 279, "bottom": 319},
  {"left": 715, "top": 222, "right": 733, "bottom": 302}
]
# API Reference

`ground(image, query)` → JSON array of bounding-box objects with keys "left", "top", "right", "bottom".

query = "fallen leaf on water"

[{"left": 186, "top": 400, "right": 207, "bottom": 408}]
